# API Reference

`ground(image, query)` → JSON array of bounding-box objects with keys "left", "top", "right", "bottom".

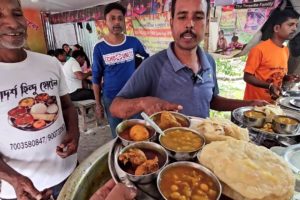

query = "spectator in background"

[
  {"left": 47, "top": 49, "right": 55, "bottom": 56},
  {"left": 228, "top": 35, "right": 244, "bottom": 50},
  {"left": 217, "top": 30, "right": 227, "bottom": 51},
  {"left": 244, "top": 9, "right": 299, "bottom": 103},
  {"left": 73, "top": 44, "right": 91, "bottom": 73},
  {"left": 62, "top": 43, "right": 72, "bottom": 59},
  {"left": 92, "top": 2, "right": 149, "bottom": 138},
  {"left": 54, "top": 48, "right": 67, "bottom": 64},
  {"left": 63, "top": 50, "right": 94, "bottom": 101}
]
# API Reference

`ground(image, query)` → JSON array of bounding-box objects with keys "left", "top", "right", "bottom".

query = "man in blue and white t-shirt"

[{"left": 92, "top": 2, "right": 149, "bottom": 138}]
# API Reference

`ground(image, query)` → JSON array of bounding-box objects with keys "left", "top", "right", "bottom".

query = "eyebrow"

[{"left": 176, "top": 10, "right": 205, "bottom": 15}]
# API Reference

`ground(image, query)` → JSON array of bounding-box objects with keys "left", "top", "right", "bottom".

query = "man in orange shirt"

[{"left": 243, "top": 9, "right": 299, "bottom": 103}]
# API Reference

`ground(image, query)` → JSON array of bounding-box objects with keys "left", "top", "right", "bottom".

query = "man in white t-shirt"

[
  {"left": 62, "top": 50, "right": 94, "bottom": 101},
  {"left": 0, "top": 0, "right": 80, "bottom": 199}
]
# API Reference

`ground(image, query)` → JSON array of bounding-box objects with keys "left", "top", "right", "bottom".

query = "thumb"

[
  {"left": 106, "top": 184, "right": 137, "bottom": 200},
  {"left": 164, "top": 102, "right": 183, "bottom": 111}
]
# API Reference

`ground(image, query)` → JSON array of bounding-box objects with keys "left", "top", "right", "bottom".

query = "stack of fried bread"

[
  {"left": 196, "top": 118, "right": 249, "bottom": 143},
  {"left": 199, "top": 140, "right": 295, "bottom": 200}
]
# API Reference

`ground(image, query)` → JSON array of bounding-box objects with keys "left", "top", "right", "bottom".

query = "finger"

[
  {"left": 163, "top": 103, "right": 183, "bottom": 111},
  {"left": 23, "top": 182, "right": 41, "bottom": 200},
  {"left": 41, "top": 188, "right": 53, "bottom": 200},
  {"left": 89, "top": 180, "right": 116, "bottom": 200},
  {"left": 105, "top": 184, "right": 137, "bottom": 200}
]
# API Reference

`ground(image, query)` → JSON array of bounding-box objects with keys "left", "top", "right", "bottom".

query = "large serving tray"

[{"left": 232, "top": 106, "right": 300, "bottom": 137}]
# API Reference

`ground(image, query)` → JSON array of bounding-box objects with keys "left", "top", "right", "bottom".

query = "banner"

[
  {"left": 132, "top": 12, "right": 173, "bottom": 54},
  {"left": 211, "top": 0, "right": 281, "bottom": 58},
  {"left": 23, "top": 9, "right": 47, "bottom": 54}
]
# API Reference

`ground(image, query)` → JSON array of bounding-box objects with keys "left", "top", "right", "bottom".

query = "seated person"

[
  {"left": 217, "top": 30, "right": 228, "bottom": 51},
  {"left": 54, "top": 48, "right": 67, "bottom": 64},
  {"left": 228, "top": 36, "right": 244, "bottom": 50},
  {"left": 62, "top": 50, "right": 94, "bottom": 101}
]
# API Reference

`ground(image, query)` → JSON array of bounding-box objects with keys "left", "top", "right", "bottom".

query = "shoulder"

[
  {"left": 94, "top": 39, "right": 106, "bottom": 49},
  {"left": 26, "top": 50, "right": 61, "bottom": 68},
  {"left": 143, "top": 50, "right": 167, "bottom": 65}
]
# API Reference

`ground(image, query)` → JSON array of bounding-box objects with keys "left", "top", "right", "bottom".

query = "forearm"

[
  {"left": 61, "top": 96, "right": 80, "bottom": 139},
  {"left": 110, "top": 97, "right": 145, "bottom": 119},
  {"left": 0, "top": 155, "right": 20, "bottom": 186},
  {"left": 92, "top": 84, "right": 102, "bottom": 105},
  {"left": 244, "top": 72, "right": 270, "bottom": 89},
  {"left": 210, "top": 95, "right": 252, "bottom": 111}
]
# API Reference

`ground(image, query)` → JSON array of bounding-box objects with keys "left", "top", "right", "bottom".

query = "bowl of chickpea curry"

[{"left": 157, "top": 161, "right": 221, "bottom": 200}]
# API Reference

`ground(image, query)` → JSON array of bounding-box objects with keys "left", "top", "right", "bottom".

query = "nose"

[{"left": 186, "top": 20, "right": 195, "bottom": 29}]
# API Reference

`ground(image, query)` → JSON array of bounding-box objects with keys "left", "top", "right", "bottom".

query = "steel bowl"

[
  {"left": 116, "top": 119, "right": 157, "bottom": 146},
  {"left": 150, "top": 111, "right": 191, "bottom": 130},
  {"left": 159, "top": 127, "right": 205, "bottom": 161},
  {"left": 272, "top": 115, "right": 300, "bottom": 134},
  {"left": 243, "top": 110, "right": 266, "bottom": 128},
  {"left": 117, "top": 141, "right": 168, "bottom": 184},
  {"left": 157, "top": 161, "right": 222, "bottom": 200}
]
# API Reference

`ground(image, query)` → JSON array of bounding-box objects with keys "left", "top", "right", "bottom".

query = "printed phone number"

[{"left": 10, "top": 126, "right": 64, "bottom": 151}]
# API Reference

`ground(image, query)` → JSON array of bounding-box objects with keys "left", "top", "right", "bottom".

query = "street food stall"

[{"left": 19, "top": 0, "right": 300, "bottom": 199}]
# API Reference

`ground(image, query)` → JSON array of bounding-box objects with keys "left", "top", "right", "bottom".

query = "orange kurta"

[{"left": 244, "top": 39, "right": 289, "bottom": 103}]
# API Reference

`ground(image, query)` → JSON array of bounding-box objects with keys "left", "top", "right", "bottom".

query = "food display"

[
  {"left": 158, "top": 163, "right": 220, "bottom": 200},
  {"left": 7, "top": 93, "right": 58, "bottom": 131},
  {"left": 196, "top": 118, "right": 249, "bottom": 143},
  {"left": 199, "top": 140, "right": 295, "bottom": 200},
  {"left": 129, "top": 124, "right": 150, "bottom": 141},
  {"left": 119, "top": 148, "right": 160, "bottom": 176},
  {"left": 253, "top": 105, "right": 284, "bottom": 123},
  {"left": 117, "top": 120, "right": 156, "bottom": 144},
  {"left": 151, "top": 111, "right": 190, "bottom": 130},
  {"left": 160, "top": 129, "right": 203, "bottom": 152}
]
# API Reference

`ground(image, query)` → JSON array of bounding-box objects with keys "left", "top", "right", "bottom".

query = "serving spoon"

[{"left": 141, "top": 112, "right": 165, "bottom": 136}]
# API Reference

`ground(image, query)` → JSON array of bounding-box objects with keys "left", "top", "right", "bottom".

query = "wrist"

[{"left": 268, "top": 83, "right": 273, "bottom": 91}]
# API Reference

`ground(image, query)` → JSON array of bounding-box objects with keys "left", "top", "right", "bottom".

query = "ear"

[
  {"left": 273, "top": 24, "right": 280, "bottom": 33},
  {"left": 170, "top": 18, "right": 173, "bottom": 29}
]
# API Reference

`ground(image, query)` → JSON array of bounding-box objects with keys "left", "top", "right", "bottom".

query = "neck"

[
  {"left": 105, "top": 33, "right": 125, "bottom": 45},
  {"left": 271, "top": 36, "right": 285, "bottom": 48},
  {"left": 173, "top": 44, "right": 199, "bottom": 73},
  {"left": 0, "top": 48, "right": 27, "bottom": 63}
]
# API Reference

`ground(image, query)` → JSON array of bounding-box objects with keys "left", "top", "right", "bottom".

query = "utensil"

[
  {"left": 115, "top": 119, "right": 157, "bottom": 146},
  {"left": 159, "top": 127, "right": 205, "bottom": 161},
  {"left": 272, "top": 115, "right": 300, "bottom": 135},
  {"left": 141, "top": 112, "right": 165, "bottom": 136},
  {"left": 157, "top": 161, "right": 222, "bottom": 200},
  {"left": 243, "top": 110, "right": 266, "bottom": 128},
  {"left": 149, "top": 111, "right": 191, "bottom": 130}
]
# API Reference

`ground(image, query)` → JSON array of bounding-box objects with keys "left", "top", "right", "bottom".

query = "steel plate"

[
  {"left": 279, "top": 97, "right": 300, "bottom": 111},
  {"left": 232, "top": 106, "right": 300, "bottom": 137}
]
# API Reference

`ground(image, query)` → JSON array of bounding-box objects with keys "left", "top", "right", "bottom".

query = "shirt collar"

[{"left": 167, "top": 42, "right": 212, "bottom": 73}]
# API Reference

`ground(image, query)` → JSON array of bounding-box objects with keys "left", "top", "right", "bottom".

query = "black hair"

[
  {"left": 232, "top": 35, "right": 239, "bottom": 41},
  {"left": 104, "top": 2, "right": 126, "bottom": 18},
  {"left": 74, "top": 44, "right": 83, "bottom": 50},
  {"left": 272, "top": 9, "right": 299, "bottom": 27},
  {"left": 72, "top": 50, "right": 86, "bottom": 59},
  {"left": 47, "top": 50, "right": 55, "bottom": 56},
  {"left": 54, "top": 49, "right": 65, "bottom": 57},
  {"left": 171, "top": 0, "right": 210, "bottom": 19},
  {"left": 62, "top": 43, "right": 70, "bottom": 49}
]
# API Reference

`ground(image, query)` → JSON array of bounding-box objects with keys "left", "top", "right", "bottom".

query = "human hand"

[
  {"left": 89, "top": 179, "right": 137, "bottom": 200},
  {"left": 141, "top": 97, "right": 183, "bottom": 116},
  {"left": 269, "top": 84, "right": 281, "bottom": 100},
  {"left": 95, "top": 104, "right": 104, "bottom": 119},
  {"left": 56, "top": 131, "right": 79, "bottom": 158},
  {"left": 249, "top": 99, "right": 269, "bottom": 107},
  {"left": 13, "top": 175, "right": 52, "bottom": 200}
]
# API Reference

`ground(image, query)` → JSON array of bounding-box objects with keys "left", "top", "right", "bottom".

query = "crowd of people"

[{"left": 0, "top": 0, "right": 299, "bottom": 199}]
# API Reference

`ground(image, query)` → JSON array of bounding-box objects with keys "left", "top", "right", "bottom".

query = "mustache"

[{"left": 180, "top": 29, "right": 196, "bottom": 38}]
